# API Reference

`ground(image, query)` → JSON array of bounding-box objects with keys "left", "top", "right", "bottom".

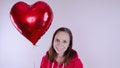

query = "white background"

[{"left": 0, "top": 0, "right": 120, "bottom": 68}]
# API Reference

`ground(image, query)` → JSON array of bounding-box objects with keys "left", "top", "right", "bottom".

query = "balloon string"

[
  {"left": 32, "top": 44, "right": 39, "bottom": 68},
  {"left": 33, "top": 46, "right": 35, "bottom": 68},
  {"left": 34, "top": 44, "right": 39, "bottom": 47},
  {"left": 34, "top": 61, "right": 35, "bottom": 68}
]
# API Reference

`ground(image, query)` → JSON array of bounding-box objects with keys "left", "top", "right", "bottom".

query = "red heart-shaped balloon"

[{"left": 10, "top": 1, "right": 53, "bottom": 45}]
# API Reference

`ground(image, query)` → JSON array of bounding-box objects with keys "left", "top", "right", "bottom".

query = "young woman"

[{"left": 40, "top": 27, "right": 83, "bottom": 68}]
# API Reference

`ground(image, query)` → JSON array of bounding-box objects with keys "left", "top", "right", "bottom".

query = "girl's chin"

[
  {"left": 55, "top": 48, "right": 65, "bottom": 54},
  {"left": 56, "top": 51, "right": 64, "bottom": 54}
]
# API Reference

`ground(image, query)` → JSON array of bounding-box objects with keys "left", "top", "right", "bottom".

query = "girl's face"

[{"left": 53, "top": 31, "right": 70, "bottom": 56}]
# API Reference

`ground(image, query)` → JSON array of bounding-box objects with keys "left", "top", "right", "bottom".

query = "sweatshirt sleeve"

[
  {"left": 40, "top": 56, "right": 46, "bottom": 68},
  {"left": 74, "top": 58, "right": 83, "bottom": 68}
]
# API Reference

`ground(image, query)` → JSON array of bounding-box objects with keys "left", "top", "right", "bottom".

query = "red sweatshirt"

[{"left": 40, "top": 50, "right": 83, "bottom": 68}]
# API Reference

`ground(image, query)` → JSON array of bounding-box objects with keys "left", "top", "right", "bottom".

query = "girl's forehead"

[
  {"left": 55, "top": 31, "right": 70, "bottom": 40},
  {"left": 56, "top": 31, "right": 68, "bottom": 36}
]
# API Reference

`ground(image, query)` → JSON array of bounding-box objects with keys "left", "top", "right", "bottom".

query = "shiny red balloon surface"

[{"left": 10, "top": 1, "right": 53, "bottom": 45}]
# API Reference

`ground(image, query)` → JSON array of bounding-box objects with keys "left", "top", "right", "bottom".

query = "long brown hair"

[{"left": 47, "top": 27, "right": 76, "bottom": 65}]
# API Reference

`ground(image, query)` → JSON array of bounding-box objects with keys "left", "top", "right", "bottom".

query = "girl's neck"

[{"left": 56, "top": 55, "right": 64, "bottom": 64}]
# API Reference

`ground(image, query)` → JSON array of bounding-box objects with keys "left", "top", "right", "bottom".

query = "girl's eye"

[
  {"left": 55, "top": 39, "right": 59, "bottom": 42},
  {"left": 63, "top": 40, "right": 67, "bottom": 43}
]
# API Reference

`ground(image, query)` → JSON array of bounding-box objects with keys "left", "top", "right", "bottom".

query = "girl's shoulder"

[
  {"left": 68, "top": 49, "right": 83, "bottom": 68},
  {"left": 41, "top": 52, "right": 49, "bottom": 62}
]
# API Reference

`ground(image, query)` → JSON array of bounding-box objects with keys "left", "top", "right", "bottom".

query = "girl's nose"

[{"left": 57, "top": 41, "right": 62, "bottom": 46}]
